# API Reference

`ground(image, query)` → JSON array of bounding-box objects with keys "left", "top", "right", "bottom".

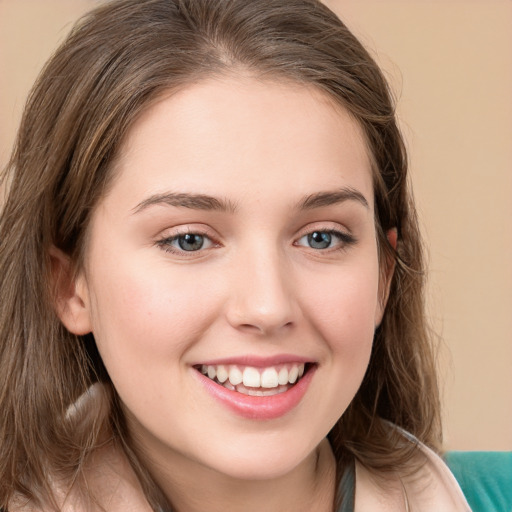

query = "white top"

[{"left": 355, "top": 438, "right": 471, "bottom": 511}]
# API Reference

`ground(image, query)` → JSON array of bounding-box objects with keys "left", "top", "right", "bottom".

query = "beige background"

[{"left": 1, "top": 0, "right": 511, "bottom": 451}]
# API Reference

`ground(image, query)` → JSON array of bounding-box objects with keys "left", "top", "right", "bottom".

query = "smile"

[
  {"left": 193, "top": 360, "right": 316, "bottom": 420},
  {"left": 197, "top": 363, "right": 307, "bottom": 396}
]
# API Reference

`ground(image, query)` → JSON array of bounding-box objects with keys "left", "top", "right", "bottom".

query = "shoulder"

[
  {"left": 402, "top": 440, "right": 471, "bottom": 511},
  {"left": 354, "top": 433, "right": 471, "bottom": 512}
]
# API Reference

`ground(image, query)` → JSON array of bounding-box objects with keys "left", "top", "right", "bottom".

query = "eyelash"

[
  {"left": 294, "top": 229, "right": 357, "bottom": 252},
  {"left": 156, "top": 227, "right": 356, "bottom": 256}
]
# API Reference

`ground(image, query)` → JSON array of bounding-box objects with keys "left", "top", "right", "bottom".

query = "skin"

[{"left": 57, "top": 75, "right": 394, "bottom": 512}]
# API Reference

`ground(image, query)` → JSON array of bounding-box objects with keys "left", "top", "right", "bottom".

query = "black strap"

[{"left": 336, "top": 457, "right": 356, "bottom": 512}]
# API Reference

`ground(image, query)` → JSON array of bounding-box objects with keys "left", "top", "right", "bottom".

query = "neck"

[{"left": 147, "top": 439, "right": 336, "bottom": 512}]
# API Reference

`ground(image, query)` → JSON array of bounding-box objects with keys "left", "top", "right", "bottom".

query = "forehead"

[{"left": 108, "top": 76, "right": 373, "bottom": 211}]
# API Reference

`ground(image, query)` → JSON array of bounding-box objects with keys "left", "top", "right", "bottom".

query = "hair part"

[{"left": 0, "top": 0, "right": 441, "bottom": 509}]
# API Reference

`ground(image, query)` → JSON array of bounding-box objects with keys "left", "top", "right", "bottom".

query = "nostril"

[{"left": 236, "top": 320, "right": 294, "bottom": 336}]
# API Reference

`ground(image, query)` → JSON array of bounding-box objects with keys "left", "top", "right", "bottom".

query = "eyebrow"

[
  {"left": 132, "top": 186, "right": 369, "bottom": 215},
  {"left": 298, "top": 187, "right": 369, "bottom": 210},
  {"left": 132, "top": 192, "right": 238, "bottom": 214}
]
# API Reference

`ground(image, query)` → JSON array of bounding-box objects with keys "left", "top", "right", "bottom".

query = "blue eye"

[
  {"left": 158, "top": 232, "right": 214, "bottom": 254},
  {"left": 176, "top": 233, "right": 205, "bottom": 251},
  {"left": 296, "top": 230, "right": 355, "bottom": 250},
  {"left": 308, "top": 231, "right": 333, "bottom": 249}
]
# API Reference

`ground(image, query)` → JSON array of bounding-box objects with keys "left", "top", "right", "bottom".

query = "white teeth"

[
  {"left": 261, "top": 367, "right": 279, "bottom": 388},
  {"left": 277, "top": 367, "right": 289, "bottom": 385},
  {"left": 228, "top": 366, "right": 243, "bottom": 386},
  {"left": 288, "top": 365, "right": 299, "bottom": 384},
  {"left": 200, "top": 362, "right": 309, "bottom": 391},
  {"left": 242, "top": 367, "right": 261, "bottom": 388},
  {"left": 216, "top": 365, "right": 228, "bottom": 383}
]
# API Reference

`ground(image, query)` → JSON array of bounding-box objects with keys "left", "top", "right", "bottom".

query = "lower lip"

[{"left": 193, "top": 366, "right": 316, "bottom": 420}]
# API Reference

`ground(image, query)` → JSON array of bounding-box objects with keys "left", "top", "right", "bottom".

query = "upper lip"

[{"left": 193, "top": 354, "right": 313, "bottom": 368}]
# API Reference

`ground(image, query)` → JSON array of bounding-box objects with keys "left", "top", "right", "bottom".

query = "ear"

[
  {"left": 375, "top": 228, "right": 397, "bottom": 327},
  {"left": 50, "top": 247, "right": 92, "bottom": 335}
]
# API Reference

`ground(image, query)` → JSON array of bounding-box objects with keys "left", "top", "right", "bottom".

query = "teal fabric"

[{"left": 445, "top": 451, "right": 512, "bottom": 512}]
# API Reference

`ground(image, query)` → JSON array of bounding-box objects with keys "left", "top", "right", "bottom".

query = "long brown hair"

[{"left": 0, "top": 0, "right": 441, "bottom": 509}]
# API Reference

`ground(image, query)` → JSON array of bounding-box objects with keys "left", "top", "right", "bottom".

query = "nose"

[{"left": 225, "top": 248, "right": 298, "bottom": 336}]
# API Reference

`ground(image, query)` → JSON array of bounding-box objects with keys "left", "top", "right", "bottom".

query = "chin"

[{"left": 198, "top": 436, "right": 320, "bottom": 482}]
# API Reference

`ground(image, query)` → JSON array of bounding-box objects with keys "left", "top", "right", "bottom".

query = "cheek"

[
  {"left": 301, "top": 263, "right": 380, "bottom": 354},
  {"left": 86, "top": 257, "right": 221, "bottom": 377},
  {"left": 290, "top": 260, "right": 380, "bottom": 433}
]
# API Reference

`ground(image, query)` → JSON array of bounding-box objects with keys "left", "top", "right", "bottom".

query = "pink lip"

[
  {"left": 195, "top": 354, "right": 311, "bottom": 367},
  {"left": 192, "top": 364, "right": 316, "bottom": 420}
]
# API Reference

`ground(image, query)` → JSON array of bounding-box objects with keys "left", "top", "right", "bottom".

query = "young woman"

[{"left": 0, "top": 0, "right": 470, "bottom": 510}]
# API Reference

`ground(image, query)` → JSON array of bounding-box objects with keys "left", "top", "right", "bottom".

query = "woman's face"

[{"left": 65, "top": 76, "right": 388, "bottom": 482}]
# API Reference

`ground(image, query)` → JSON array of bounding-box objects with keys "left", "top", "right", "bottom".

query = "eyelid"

[{"left": 294, "top": 221, "right": 353, "bottom": 239}]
